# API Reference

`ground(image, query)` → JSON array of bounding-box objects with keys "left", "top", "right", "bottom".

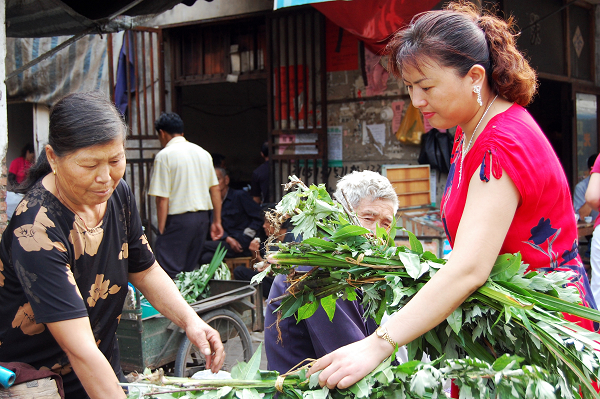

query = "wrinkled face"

[
  {"left": 216, "top": 168, "right": 229, "bottom": 193},
  {"left": 50, "top": 138, "right": 126, "bottom": 207},
  {"left": 355, "top": 197, "right": 395, "bottom": 233},
  {"left": 402, "top": 58, "right": 474, "bottom": 130}
]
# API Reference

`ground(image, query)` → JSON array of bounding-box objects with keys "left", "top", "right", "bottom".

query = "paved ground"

[{"left": 250, "top": 330, "right": 269, "bottom": 370}]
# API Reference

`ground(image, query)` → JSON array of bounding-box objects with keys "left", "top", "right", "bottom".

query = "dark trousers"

[{"left": 155, "top": 211, "right": 209, "bottom": 279}]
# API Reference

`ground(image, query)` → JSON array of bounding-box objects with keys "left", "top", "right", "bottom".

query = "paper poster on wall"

[
  {"left": 327, "top": 126, "right": 343, "bottom": 160},
  {"left": 278, "top": 134, "right": 295, "bottom": 155},
  {"left": 362, "top": 123, "right": 386, "bottom": 155},
  {"left": 391, "top": 101, "right": 405, "bottom": 133},
  {"left": 295, "top": 133, "right": 319, "bottom": 155},
  {"left": 364, "top": 47, "right": 389, "bottom": 96}
]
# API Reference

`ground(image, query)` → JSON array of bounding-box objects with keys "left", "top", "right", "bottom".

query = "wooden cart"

[{"left": 117, "top": 280, "right": 263, "bottom": 377}]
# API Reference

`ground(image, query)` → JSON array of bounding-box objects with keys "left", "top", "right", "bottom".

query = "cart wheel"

[{"left": 174, "top": 309, "right": 253, "bottom": 377}]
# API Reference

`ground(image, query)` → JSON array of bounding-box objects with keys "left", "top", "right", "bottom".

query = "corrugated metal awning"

[{"left": 6, "top": 0, "right": 200, "bottom": 37}]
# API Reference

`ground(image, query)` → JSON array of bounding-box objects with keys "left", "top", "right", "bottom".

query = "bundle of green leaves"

[
  {"left": 249, "top": 176, "right": 600, "bottom": 398},
  {"left": 123, "top": 344, "right": 578, "bottom": 399},
  {"left": 175, "top": 243, "right": 229, "bottom": 303}
]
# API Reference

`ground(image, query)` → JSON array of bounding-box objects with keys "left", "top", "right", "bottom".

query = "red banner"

[
  {"left": 325, "top": 17, "right": 359, "bottom": 72},
  {"left": 314, "top": 0, "right": 440, "bottom": 54}
]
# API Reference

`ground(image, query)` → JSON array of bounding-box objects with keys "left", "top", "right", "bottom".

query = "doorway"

[
  {"left": 527, "top": 78, "right": 573, "bottom": 188},
  {"left": 179, "top": 79, "right": 268, "bottom": 189}
]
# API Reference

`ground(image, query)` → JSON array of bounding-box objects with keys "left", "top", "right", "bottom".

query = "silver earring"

[{"left": 473, "top": 86, "right": 483, "bottom": 107}]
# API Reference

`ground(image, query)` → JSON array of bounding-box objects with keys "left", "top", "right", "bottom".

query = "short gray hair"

[
  {"left": 215, "top": 167, "right": 228, "bottom": 177},
  {"left": 334, "top": 170, "right": 399, "bottom": 213}
]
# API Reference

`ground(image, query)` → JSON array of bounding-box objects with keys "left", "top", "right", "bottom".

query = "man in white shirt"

[{"left": 148, "top": 112, "right": 223, "bottom": 278}]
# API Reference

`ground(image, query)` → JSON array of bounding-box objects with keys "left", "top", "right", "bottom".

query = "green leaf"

[
  {"left": 461, "top": 335, "right": 496, "bottom": 364},
  {"left": 329, "top": 225, "right": 370, "bottom": 242},
  {"left": 390, "top": 285, "right": 417, "bottom": 307},
  {"left": 309, "top": 371, "right": 322, "bottom": 389},
  {"left": 424, "top": 329, "right": 443, "bottom": 355},
  {"left": 406, "top": 336, "right": 422, "bottom": 361},
  {"left": 399, "top": 252, "right": 426, "bottom": 279},
  {"left": 477, "top": 286, "right": 532, "bottom": 310},
  {"left": 394, "top": 359, "right": 423, "bottom": 375},
  {"left": 302, "top": 237, "right": 338, "bottom": 251},
  {"left": 489, "top": 253, "right": 521, "bottom": 281},
  {"left": 291, "top": 212, "right": 318, "bottom": 240},
  {"left": 374, "top": 294, "right": 387, "bottom": 325},
  {"left": 250, "top": 264, "right": 271, "bottom": 285},
  {"left": 410, "top": 366, "right": 440, "bottom": 396},
  {"left": 345, "top": 287, "right": 357, "bottom": 301},
  {"left": 216, "top": 387, "right": 233, "bottom": 398},
  {"left": 446, "top": 307, "right": 462, "bottom": 336},
  {"left": 387, "top": 217, "right": 397, "bottom": 247},
  {"left": 533, "top": 325, "right": 600, "bottom": 399},
  {"left": 525, "top": 289, "right": 600, "bottom": 323},
  {"left": 302, "top": 387, "right": 329, "bottom": 399},
  {"left": 492, "top": 354, "right": 523, "bottom": 371},
  {"left": 297, "top": 301, "right": 319, "bottom": 322},
  {"left": 348, "top": 377, "right": 372, "bottom": 398},
  {"left": 231, "top": 343, "right": 262, "bottom": 380},
  {"left": 235, "top": 388, "right": 261, "bottom": 399},
  {"left": 406, "top": 230, "right": 423, "bottom": 254},
  {"left": 279, "top": 294, "right": 306, "bottom": 320},
  {"left": 282, "top": 387, "right": 303, "bottom": 399},
  {"left": 320, "top": 295, "right": 337, "bottom": 321},
  {"left": 276, "top": 188, "right": 300, "bottom": 214},
  {"left": 375, "top": 223, "right": 387, "bottom": 241}
]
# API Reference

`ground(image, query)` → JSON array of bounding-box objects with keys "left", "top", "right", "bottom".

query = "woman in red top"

[
  {"left": 307, "top": 2, "right": 597, "bottom": 391},
  {"left": 8, "top": 143, "right": 35, "bottom": 188}
]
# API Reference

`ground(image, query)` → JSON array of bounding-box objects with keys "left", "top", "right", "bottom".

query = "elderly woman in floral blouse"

[{"left": 0, "top": 92, "right": 224, "bottom": 399}]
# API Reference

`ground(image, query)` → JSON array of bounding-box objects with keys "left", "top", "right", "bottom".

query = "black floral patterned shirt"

[{"left": 0, "top": 179, "right": 155, "bottom": 398}]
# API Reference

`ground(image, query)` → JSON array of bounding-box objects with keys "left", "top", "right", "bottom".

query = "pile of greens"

[
  {"left": 175, "top": 243, "right": 229, "bottom": 303},
  {"left": 123, "top": 344, "right": 579, "bottom": 398},
  {"left": 247, "top": 175, "right": 600, "bottom": 398}
]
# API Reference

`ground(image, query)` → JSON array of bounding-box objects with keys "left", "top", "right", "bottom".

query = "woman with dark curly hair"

[{"left": 307, "top": 2, "right": 597, "bottom": 392}]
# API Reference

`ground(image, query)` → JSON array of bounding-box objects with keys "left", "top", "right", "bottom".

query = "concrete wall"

[{"left": 325, "top": 64, "right": 449, "bottom": 205}]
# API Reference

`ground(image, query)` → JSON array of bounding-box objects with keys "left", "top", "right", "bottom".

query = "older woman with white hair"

[{"left": 264, "top": 170, "right": 398, "bottom": 373}]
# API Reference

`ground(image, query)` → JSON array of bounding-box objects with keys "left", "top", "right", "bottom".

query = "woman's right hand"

[
  {"left": 185, "top": 319, "right": 225, "bottom": 373},
  {"left": 307, "top": 334, "right": 392, "bottom": 389}
]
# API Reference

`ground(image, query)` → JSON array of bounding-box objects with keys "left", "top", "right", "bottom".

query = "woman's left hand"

[
  {"left": 307, "top": 334, "right": 391, "bottom": 389},
  {"left": 185, "top": 320, "right": 225, "bottom": 373}
]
